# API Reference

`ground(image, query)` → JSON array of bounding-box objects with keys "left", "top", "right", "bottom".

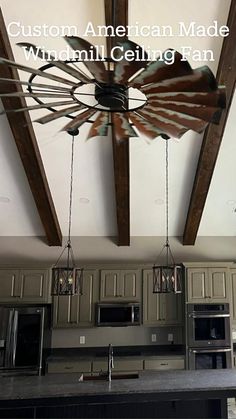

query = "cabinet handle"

[{"left": 160, "top": 363, "right": 168, "bottom": 366}]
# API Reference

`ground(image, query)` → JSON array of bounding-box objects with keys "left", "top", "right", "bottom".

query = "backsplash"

[{"left": 52, "top": 326, "right": 183, "bottom": 348}]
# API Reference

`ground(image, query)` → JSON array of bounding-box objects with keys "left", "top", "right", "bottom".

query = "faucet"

[{"left": 107, "top": 343, "right": 114, "bottom": 382}]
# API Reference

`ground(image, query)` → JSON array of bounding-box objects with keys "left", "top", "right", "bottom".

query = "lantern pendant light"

[
  {"left": 51, "top": 129, "right": 83, "bottom": 296},
  {"left": 153, "top": 139, "right": 182, "bottom": 294}
]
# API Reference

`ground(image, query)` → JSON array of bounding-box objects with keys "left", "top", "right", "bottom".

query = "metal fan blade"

[
  {"left": 142, "top": 70, "right": 217, "bottom": 95},
  {"left": 0, "top": 57, "right": 77, "bottom": 86},
  {"left": 17, "top": 42, "right": 91, "bottom": 84},
  {"left": 34, "top": 104, "right": 86, "bottom": 124},
  {"left": 61, "top": 108, "right": 97, "bottom": 132},
  {"left": 128, "top": 112, "right": 163, "bottom": 140},
  {"left": 0, "top": 92, "right": 71, "bottom": 98},
  {"left": 146, "top": 88, "right": 226, "bottom": 107},
  {"left": 142, "top": 105, "right": 208, "bottom": 133},
  {"left": 65, "top": 36, "right": 109, "bottom": 83},
  {"left": 0, "top": 100, "right": 75, "bottom": 115},
  {"left": 113, "top": 40, "right": 148, "bottom": 84},
  {"left": 87, "top": 112, "right": 109, "bottom": 139},
  {"left": 136, "top": 109, "right": 188, "bottom": 139},
  {"left": 0, "top": 78, "right": 71, "bottom": 92},
  {"left": 147, "top": 99, "right": 222, "bottom": 124},
  {"left": 130, "top": 51, "right": 192, "bottom": 88},
  {"left": 112, "top": 113, "right": 137, "bottom": 141}
]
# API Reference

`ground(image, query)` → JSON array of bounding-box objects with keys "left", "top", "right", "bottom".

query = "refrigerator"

[{"left": 0, "top": 306, "right": 49, "bottom": 376}]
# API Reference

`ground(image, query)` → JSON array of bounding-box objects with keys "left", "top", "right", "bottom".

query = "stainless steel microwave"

[{"left": 96, "top": 303, "right": 140, "bottom": 327}]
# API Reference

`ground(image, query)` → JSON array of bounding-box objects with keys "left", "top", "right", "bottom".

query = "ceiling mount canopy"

[{"left": 0, "top": 36, "right": 226, "bottom": 141}]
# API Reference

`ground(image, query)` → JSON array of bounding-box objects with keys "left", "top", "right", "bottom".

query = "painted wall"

[{"left": 51, "top": 325, "right": 183, "bottom": 348}]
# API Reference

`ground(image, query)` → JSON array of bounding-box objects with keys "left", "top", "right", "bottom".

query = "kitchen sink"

[{"left": 79, "top": 372, "right": 139, "bottom": 381}]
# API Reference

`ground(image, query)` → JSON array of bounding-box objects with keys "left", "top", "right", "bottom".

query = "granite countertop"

[{"left": 1, "top": 370, "right": 236, "bottom": 405}]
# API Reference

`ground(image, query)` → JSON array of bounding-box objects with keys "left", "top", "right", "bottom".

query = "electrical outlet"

[
  {"left": 79, "top": 336, "right": 85, "bottom": 345},
  {"left": 168, "top": 333, "right": 173, "bottom": 342},
  {"left": 232, "top": 331, "right": 236, "bottom": 340},
  {"left": 151, "top": 334, "right": 157, "bottom": 342}
]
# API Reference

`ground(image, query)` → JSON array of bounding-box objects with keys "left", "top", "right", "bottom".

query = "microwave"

[{"left": 96, "top": 303, "right": 140, "bottom": 327}]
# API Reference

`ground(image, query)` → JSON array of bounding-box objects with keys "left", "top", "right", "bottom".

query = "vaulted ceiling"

[{"left": 0, "top": 0, "right": 235, "bottom": 263}]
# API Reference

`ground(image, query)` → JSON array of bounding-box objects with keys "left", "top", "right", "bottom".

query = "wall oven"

[
  {"left": 187, "top": 303, "right": 231, "bottom": 348},
  {"left": 188, "top": 347, "right": 232, "bottom": 370}
]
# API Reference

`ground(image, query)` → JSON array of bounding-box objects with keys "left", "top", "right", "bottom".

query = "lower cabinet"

[
  {"left": 47, "top": 361, "right": 92, "bottom": 374},
  {"left": 52, "top": 270, "right": 96, "bottom": 327},
  {"left": 144, "top": 357, "right": 185, "bottom": 370},
  {"left": 143, "top": 270, "right": 182, "bottom": 325},
  {"left": 92, "top": 358, "right": 143, "bottom": 373}
]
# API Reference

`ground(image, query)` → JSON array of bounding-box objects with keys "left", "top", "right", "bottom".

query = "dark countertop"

[
  {"left": 47, "top": 345, "right": 185, "bottom": 362},
  {"left": 1, "top": 370, "right": 236, "bottom": 406}
]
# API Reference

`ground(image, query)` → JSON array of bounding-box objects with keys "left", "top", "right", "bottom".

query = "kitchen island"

[{"left": 0, "top": 369, "right": 236, "bottom": 418}]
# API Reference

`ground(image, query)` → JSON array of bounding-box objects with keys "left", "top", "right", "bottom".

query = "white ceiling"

[{"left": 0, "top": 0, "right": 235, "bottom": 261}]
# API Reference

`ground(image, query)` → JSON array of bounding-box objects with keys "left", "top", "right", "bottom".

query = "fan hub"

[{"left": 95, "top": 84, "right": 127, "bottom": 109}]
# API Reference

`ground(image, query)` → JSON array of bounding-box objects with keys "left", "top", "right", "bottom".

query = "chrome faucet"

[{"left": 108, "top": 343, "right": 114, "bottom": 382}]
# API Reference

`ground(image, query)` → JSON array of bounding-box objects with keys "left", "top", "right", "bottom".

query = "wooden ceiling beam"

[
  {"left": 105, "top": 0, "right": 130, "bottom": 246},
  {"left": 183, "top": 0, "right": 236, "bottom": 245},
  {"left": 0, "top": 8, "right": 62, "bottom": 246}
]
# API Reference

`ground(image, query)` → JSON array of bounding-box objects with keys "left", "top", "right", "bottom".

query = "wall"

[{"left": 51, "top": 325, "right": 183, "bottom": 348}]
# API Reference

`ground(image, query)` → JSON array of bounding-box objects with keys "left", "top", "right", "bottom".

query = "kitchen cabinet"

[
  {"left": 143, "top": 270, "right": 182, "bottom": 325},
  {"left": 144, "top": 356, "right": 185, "bottom": 370},
  {"left": 0, "top": 268, "right": 51, "bottom": 303},
  {"left": 100, "top": 269, "right": 141, "bottom": 301},
  {"left": 231, "top": 269, "right": 236, "bottom": 322},
  {"left": 92, "top": 358, "right": 143, "bottom": 373},
  {"left": 47, "top": 360, "right": 92, "bottom": 374},
  {"left": 186, "top": 267, "right": 230, "bottom": 303},
  {"left": 52, "top": 270, "right": 96, "bottom": 328}
]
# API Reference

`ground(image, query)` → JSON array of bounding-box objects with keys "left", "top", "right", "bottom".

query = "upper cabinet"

[
  {"left": 53, "top": 270, "right": 97, "bottom": 328},
  {"left": 186, "top": 266, "right": 230, "bottom": 303},
  {"left": 230, "top": 268, "right": 236, "bottom": 323},
  {"left": 143, "top": 270, "right": 182, "bottom": 326},
  {"left": 0, "top": 268, "right": 51, "bottom": 303},
  {"left": 100, "top": 269, "right": 141, "bottom": 301}
]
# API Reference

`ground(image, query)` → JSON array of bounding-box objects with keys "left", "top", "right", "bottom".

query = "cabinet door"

[
  {"left": 187, "top": 268, "right": 208, "bottom": 303},
  {"left": 100, "top": 270, "right": 119, "bottom": 300},
  {"left": 120, "top": 270, "right": 141, "bottom": 300},
  {"left": 143, "top": 270, "right": 161, "bottom": 325},
  {"left": 161, "top": 293, "right": 182, "bottom": 325},
  {"left": 208, "top": 268, "right": 230, "bottom": 302},
  {"left": 53, "top": 270, "right": 95, "bottom": 328},
  {"left": 0, "top": 270, "right": 20, "bottom": 301},
  {"left": 78, "top": 270, "right": 94, "bottom": 325},
  {"left": 20, "top": 269, "right": 49, "bottom": 302},
  {"left": 231, "top": 269, "right": 236, "bottom": 322}
]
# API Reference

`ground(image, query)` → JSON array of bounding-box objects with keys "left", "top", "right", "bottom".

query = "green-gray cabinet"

[
  {"left": 231, "top": 268, "right": 236, "bottom": 323},
  {"left": 100, "top": 269, "right": 141, "bottom": 301},
  {"left": 52, "top": 270, "right": 96, "bottom": 328},
  {"left": 143, "top": 270, "right": 182, "bottom": 326},
  {"left": 0, "top": 268, "right": 51, "bottom": 303},
  {"left": 186, "top": 267, "right": 230, "bottom": 303}
]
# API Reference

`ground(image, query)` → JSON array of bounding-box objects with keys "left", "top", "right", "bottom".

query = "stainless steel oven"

[
  {"left": 187, "top": 303, "right": 231, "bottom": 348},
  {"left": 188, "top": 347, "right": 232, "bottom": 370}
]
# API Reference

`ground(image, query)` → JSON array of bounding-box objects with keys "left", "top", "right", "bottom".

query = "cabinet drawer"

[
  {"left": 47, "top": 361, "right": 91, "bottom": 374},
  {"left": 92, "top": 359, "right": 143, "bottom": 372},
  {"left": 144, "top": 358, "right": 185, "bottom": 370}
]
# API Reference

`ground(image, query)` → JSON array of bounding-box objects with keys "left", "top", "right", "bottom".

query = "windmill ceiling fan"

[{"left": 0, "top": 34, "right": 226, "bottom": 140}]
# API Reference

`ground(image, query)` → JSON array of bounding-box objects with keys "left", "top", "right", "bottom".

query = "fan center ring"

[{"left": 72, "top": 83, "right": 147, "bottom": 112}]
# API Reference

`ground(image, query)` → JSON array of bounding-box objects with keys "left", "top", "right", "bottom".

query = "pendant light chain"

[
  {"left": 68, "top": 134, "right": 75, "bottom": 244},
  {"left": 165, "top": 139, "right": 169, "bottom": 246}
]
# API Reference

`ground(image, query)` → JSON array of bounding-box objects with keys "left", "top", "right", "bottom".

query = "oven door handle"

[
  {"left": 189, "top": 314, "right": 230, "bottom": 318},
  {"left": 190, "top": 348, "right": 232, "bottom": 353}
]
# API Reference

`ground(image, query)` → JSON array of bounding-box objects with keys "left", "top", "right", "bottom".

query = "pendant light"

[
  {"left": 51, "top": 129, "right": 83, "bottom": 296},
  {"left": 153, "top": 139, "right": 182, "bottom": 294}
]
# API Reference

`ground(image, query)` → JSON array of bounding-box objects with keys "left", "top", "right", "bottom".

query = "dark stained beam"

[
  {"left": 0, "top": 8, "right": 62, "bottom": 246},
  {"left": 105, "top": 0, "right": 130, "bottom": 246},
  {"left": 183, "top": 0, "right": 236, "bottom": 245}
]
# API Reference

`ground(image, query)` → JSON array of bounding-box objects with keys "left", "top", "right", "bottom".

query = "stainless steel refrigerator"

[{"left": 0, "top": 306, "right": 49, "bottom": 376}]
